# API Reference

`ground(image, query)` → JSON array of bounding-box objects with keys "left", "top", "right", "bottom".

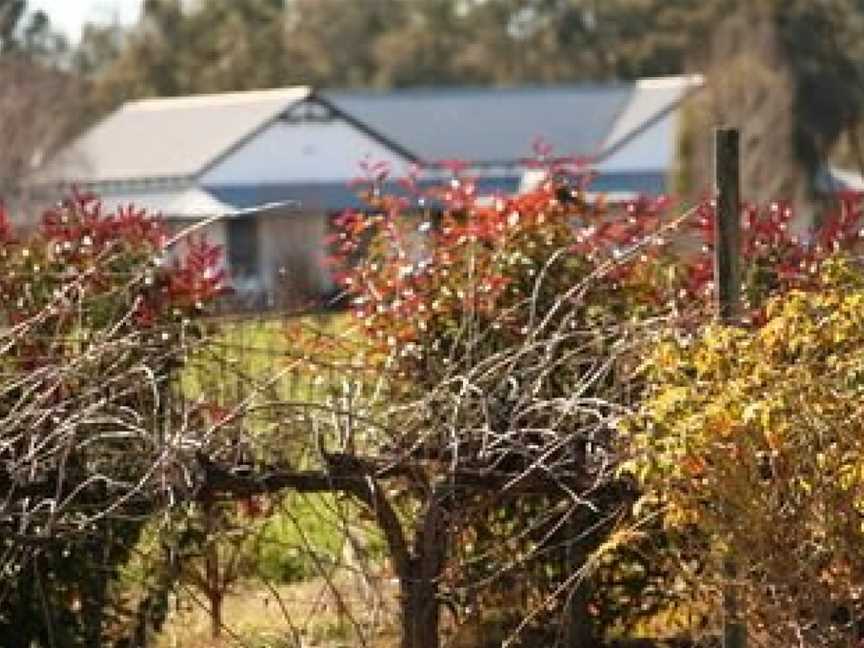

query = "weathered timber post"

[
  {"left": 715, "top": 128, "right": 742, "bottom": 324},
  {"left": 714, "top": 127, "right": 746, "bottom": 648}
]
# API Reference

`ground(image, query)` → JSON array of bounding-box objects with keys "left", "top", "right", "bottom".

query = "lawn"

[{"left": 150, "top": 311, "right": 403, "bottom": 647}]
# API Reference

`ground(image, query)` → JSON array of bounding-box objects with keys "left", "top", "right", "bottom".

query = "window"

[
  {"left": 227, "top": 216, "right": 259, "bottom": 279},
  {"left": 280, "top": 100, "right": 335, "bottom": 123}
]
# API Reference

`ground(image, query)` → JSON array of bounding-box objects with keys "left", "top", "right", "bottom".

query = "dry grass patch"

[{"left": 156, "top": 574, "right": 400, "bottom": 648}]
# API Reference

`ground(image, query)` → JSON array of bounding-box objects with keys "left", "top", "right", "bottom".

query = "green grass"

[
  {"left": 182, "top": 312, "right": 353, "bottom": 404},
  {"left": 149, "top": 312, "right": 402, "bottom": 646},
  {"left": 177, "top": 312, "right": 367, "bottom": 463}
]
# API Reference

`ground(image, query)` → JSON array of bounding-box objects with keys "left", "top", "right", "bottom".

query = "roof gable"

[
  {"left": 596, "top": 76, "right": 701, "bottom": 173},
  {"left": 39, "top": 86, "right": 311, "bottom": 185}
]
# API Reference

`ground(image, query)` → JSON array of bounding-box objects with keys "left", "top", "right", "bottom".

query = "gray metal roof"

[
  {"left": 38, "top": 87, "right": 311, "bottom": 184},
  {"left": 37, "top": 76, "right": 701, "bottom": 188},
  {"left": 321, "top": 84, "right": 634, "bottom": 165}
]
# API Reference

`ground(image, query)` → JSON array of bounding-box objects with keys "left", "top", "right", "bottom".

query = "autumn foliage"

[
  {"left": 332, "top": 158, "right": 864, "bottom": 366},
  {"left": 0, "top": 191, "right": 223, "bottom": 334},
  {"left": 625, "top": 257, "right": 864, "bottom": 644},
  {"left": 331, "top": 161, "right": 681, "bottom": 377},
  {"left": 330, "top": 157, "right": 864, "bottom": 642},
  {"left": 0, "top": 191, "right": 230, "bottom": 646}
]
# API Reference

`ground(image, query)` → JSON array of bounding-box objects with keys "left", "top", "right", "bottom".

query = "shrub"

[
  {"left": 0, "top": 191, "right": 224, "bottom": 647},
  {"left": 623, "top": 198, "right": 864, "bottom": 646}
]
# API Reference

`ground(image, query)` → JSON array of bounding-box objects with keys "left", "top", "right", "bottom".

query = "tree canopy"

[
  {"left": 5, "top": 0, "right": 864, "bottom": 209},
  {"left": 0, "top": 0, "right": 67, "bottom": 58},
  {"left": 61, "top": 0, "right": 864, "bottom": 209},
  {"left": 78, "top": 0, "right": 726, "bottom": 113}
]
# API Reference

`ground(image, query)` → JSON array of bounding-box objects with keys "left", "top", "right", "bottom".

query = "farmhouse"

[{"left": 33, "top": 76, "right": 702, "bottom": 309}]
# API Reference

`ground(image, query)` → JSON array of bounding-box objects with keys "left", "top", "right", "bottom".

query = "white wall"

[
  {"left": 201, "top": 118, "right": 411, "bottom": 185},
  {"left": 595, "top": 110, "right": 679, "bottom": 174},
  {"left": 596, "top": 76, "right": 698, "bottom": 174}
]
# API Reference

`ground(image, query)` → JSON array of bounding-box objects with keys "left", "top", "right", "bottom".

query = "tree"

[
  {"left": 0, "top": 59, "right": 85, "bottom": 220},
  {"left": 676, "top": 0, "right": 864, "bottom": 213},
  {"left": 313, "top": 161, "right": 703, "bottom": 648},
  {"left": 0, "top": 1, "right": 80, "bottom": 215},
  {"left": 85, "top": 0, "right": 296, "bottom": 113},
  {"left": 72, "top": 22, "right": 126, "bottom": 78},
  {"left": 0, "top": 0, "right": 66, "bottom": 57},
  {"left": 79, "top": 0, "right": 732, "bottom": 104},
  {"left": 0, "top": 191, "right": 224, "bottom": 646}
]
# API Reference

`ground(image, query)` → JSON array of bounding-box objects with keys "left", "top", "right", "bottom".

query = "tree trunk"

[
  {"left": 399, "top": 498, "right": 447, "bottom": 648},
  {"left": 343, "top": 474, "right": 447, "bottom": 648},
  {"left": 565, "top": 445, "right": 596, "bottom": 647},
  {"left": 564, "top": 580, "right": 595, "bottom": 648},
  {"left": 202, "top": 499, "right": 224, "bottom": 640},
  {"left": 84, "top": 525, "right": 111, "bottom": 648},
  {"left": 400, "top": 557, "right": 441, "bottom": 648},
  {"left": 205, "top": 541, "right": 223, "bottom": 639},
  {"left": 209, "top": 588, "right": 223, "bottom": 639}
]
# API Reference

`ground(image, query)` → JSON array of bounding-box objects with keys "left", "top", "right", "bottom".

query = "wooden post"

[
  {"left": 714, "top": 128, "right": 742, "bottom": 324},
  {"left": 715, "top": 127, "right": 746, "bottom": 648}
]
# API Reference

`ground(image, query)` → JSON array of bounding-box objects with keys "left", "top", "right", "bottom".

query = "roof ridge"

[
  {"left": 322, "top": 81, "right": 639, "bottom": 99},
  {"left": 636, "top": 74, "right": 705, "bottom": 90},
  {"left": 126, "top": 86, "right": 311, "bottom": 111}
]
